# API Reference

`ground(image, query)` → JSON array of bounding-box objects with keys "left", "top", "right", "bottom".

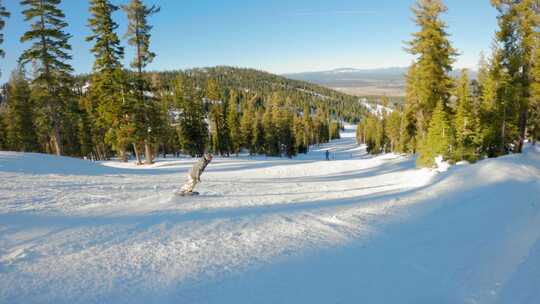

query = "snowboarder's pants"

[{"left": 180, "top": 176, "right": 198, "bottom": 193}]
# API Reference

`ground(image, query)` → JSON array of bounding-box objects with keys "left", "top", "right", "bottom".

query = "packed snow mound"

[{"left": 1, "top": 129, "right": 540, "bottom": 304}]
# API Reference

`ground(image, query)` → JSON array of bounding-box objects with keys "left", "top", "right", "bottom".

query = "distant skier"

[
  {"left": 177, "top": 153, "right": 213, "bottom": 196},
  {"left": 325, "top": 150, "right": 330, "bottom": 161}
]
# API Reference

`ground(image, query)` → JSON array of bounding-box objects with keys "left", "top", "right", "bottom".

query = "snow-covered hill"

[{"left": 1, "top": 126, "right": 539, "bottom": 303}]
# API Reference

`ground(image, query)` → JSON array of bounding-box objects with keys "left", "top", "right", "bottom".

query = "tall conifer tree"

[
  {"left": 252, "top": 108, "right": 265, "bottom": 154},
  {"left": 175, "top": 76, "right": 207, "bottom": 156},
  {"left": 123, "top": 0, "right": 160, "bottom": 164},
  {"left": 227, "top": 91, "right": 241, "bottom": 155},
  {"left": 87, "top": 0, "right": 128, "bottom": 161},
  {"left": 405, "top": 0, "right": 457, "bottom": 154},
  {"left": 514, "top": 0, "right": 536, "bottom": 152},
  {"left": 263, "top": 102, "right": 279, "bottom": 156},
  {"left": 19, "top": 0, "right": 74, "bottom": 156},
  {"left": 530, "top": 31, "right": 540, "bottom": 144},
  {"left": 239, "top": 102, "right": 254, "bottom": 152},
  {"left": 491, "top": 0, "right": 539, "bottom": 153},
  {"left": 454, "top": 69, "right": 479, "bottom": 162},
  {"left": 491, "top": 2, "right": 523, "bottom": 155},
  {"left": 207, "top": 78, "right": 230, "bottom": 155}
]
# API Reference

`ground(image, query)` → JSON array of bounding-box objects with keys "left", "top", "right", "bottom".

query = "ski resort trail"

[{"left": 1, "top": 125, "right": 539, "bottom": 303}]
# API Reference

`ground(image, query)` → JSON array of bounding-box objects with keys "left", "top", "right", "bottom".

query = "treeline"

[
  {"left": 357, "top": 0, "right": 540, "bottom": 167},
  {"left": 148, "top": 74, "right": 343, "bottom": 159},
  {"left": 0, "top": 0, "right": 359, "bottom": 163}
]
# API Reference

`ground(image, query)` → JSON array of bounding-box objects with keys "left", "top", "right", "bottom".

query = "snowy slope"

[
  {"left": 360, "top": 98, "right": 393, "bottom": 116},
  {"left": 1, "top": 126, "right": 539, "bottom": 304}
]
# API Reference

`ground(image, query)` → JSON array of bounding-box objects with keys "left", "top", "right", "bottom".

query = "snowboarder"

[
  {"left": 325, "top": 150, "right": 330, "bottom": 161},
  {"left": 177, "top": 153, "right": 213, "bottom": 196}
]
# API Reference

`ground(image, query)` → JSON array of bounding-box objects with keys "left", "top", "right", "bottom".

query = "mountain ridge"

[{"left": 283, "top": 67, "right": 477, "bottom": 97}]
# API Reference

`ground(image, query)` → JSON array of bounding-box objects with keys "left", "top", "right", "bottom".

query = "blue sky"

[{"left": 1, "top": 0, "right": 497, "bottom": 83}]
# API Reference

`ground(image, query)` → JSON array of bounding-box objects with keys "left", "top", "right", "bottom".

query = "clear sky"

[{"left": 0, "top": 0, "right": 497, "bottom": 83}]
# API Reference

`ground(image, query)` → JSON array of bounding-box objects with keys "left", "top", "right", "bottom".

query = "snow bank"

[{"left": 0, "top": 152, "right": 115, "bottom": 175}]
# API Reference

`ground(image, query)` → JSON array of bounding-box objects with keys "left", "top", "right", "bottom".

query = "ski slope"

[{"left": 1, "top": 125, "right": 540, "bottom": 304}]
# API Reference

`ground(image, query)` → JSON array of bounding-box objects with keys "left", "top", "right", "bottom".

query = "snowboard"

[{"left": 175, "top": 191, "right": 200, "bottom": 197}]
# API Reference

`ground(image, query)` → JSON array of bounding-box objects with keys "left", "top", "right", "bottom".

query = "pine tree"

[
  {"left": 490, "top": 4, "right": 522, "bottom": 156},
  {"left": 19, "top": 0, "right": 74, "bottom": 156},
  {"left": 0, "top": 0, "right": 10, "bottom": 76},
  {"left": 491, "top": 0, "right": 536, "bottom": 153},
  {"left": 0, "top": 111, "right": 6, "bottom": 150},
  {"left": 293, "top": 113, "right": 308, "bottom": 154},
  {"left": 401, "top": 64, "right": 419, "bottom": 153},
  {"left": 263, "top": 102, "right": 279, "bottom": 156},
  {"left": 122, "top": 0, "right": 160, "bottom": 164},
  {"left": 530, "top": 31, "right": 540, "bottom": 144},
  {"left": 302, "top": 104, "right": 312, "bottom": 148},
  {"left": 88, "top": 0, "right": 124, "bottom": 74},
  {"left": 239, "top": 102, "right": 254, "bottom": 153},
  {"left": 77, "top": 98, "right": 95, "bottom": 159},
  {"left": 312, "top": 107, "right": 330, "bottom": 145},
  {"left": 454, "top": 69, "right": 479, "bottom": 162},
  {"left": 273, "top": 101, "right": 296, "bottom": 158},
  {"left": 206, "top": 79, "right": 230, "bottom": 155},
  {"left": 385, "top": 109, "right": 402, "bottom": 152},
  {"left": 356, "top": 119, "right": 366, "bottom": 145},
  {"left": 252, "top": 108, "right": 265, "bottom": 154},
  {"left": 61, "top": 92, "right": 84, "bottom": 156},
  {"left": 4, "top": 69, "right": 39, "bottom": 152},
  {"left": 514, "top": 0, "right": 536, "bottom": 152},
  {"left": 227, "top": 91, "right": 241, "bottom": 155},
  {"left": 417, "top": 100, "right": 454, "bottom": 167},
  {"left": 87, "top": 0, "right": 128, "bottom": 161},
  {"left": 405, "top": 0, "right": 457, "bottom": 154},
  {"left": 477, "top": 53, "right": 500, "bottom": 156},
  {"left": 362, "top": 115, "right": 385, "bottom": 154},
  {"left": 123, "top": 0, "right": 159, "bottom": 76},
  {"left": 175, "top": 76, "right": 207, "bottom": 156}
]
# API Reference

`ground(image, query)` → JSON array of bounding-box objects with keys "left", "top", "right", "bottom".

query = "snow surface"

[
  {"left": 361, "top": 98, "right": 393, "bottom": 117},
  {"left": 1, "top": 125, "right": 540, "bottom": 304}
]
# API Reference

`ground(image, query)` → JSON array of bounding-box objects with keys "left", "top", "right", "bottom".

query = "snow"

[
  {"left": 361, "top": 98, "right": 393, "bottom": 116},
  {"left": 1, "top": 126, "right": 540, "bottom": 303},
  {"left": 435, "top": 155, "right": 451, "bottom": 172},
  {"left": 296, "top": 87, "right": 331, "bottom": 100}
]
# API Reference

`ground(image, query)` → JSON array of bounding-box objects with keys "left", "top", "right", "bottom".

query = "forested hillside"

[
  {"left": 1, "top": 65, "right": 365, "bottom": 162},
  {"left": 157, "top": 66, "right": 364, "bottom": 123},
  {"left": 0, "top": 0, "right": 365, "bottom": 163}
]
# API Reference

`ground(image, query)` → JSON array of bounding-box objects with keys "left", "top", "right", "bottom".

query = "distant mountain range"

[
  {"left": 284, "top": 67, "right": 476, "bottom": 97},
  {"left": 283, "top": 67, "right": 407, "bottom": 97}
]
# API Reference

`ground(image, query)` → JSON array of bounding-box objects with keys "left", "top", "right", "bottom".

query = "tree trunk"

[
  {"left": 51, "top": 127, "right": 63, "bottom": 156},
  {"left": 500, "top": 97, "right": 507, "bottom": 156},
  {"left": 133, "top": 143, "right": 142, "bottom": 165},
  {"left": 500, "top": 119, "right": 506, "bottom": 155},
  {"left": 517, "top": 109, "right": 527, "bottom": 153},
  {"left": 144, "top": 141, "right": 153, "bottom": 165},
  {"left": 99, "top": 144, "right": 107, "bottom": 161}
]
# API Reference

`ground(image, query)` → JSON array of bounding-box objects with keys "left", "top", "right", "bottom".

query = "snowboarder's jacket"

[{"left": 189, "top": 154, "right": 213, "bottom": 182}]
